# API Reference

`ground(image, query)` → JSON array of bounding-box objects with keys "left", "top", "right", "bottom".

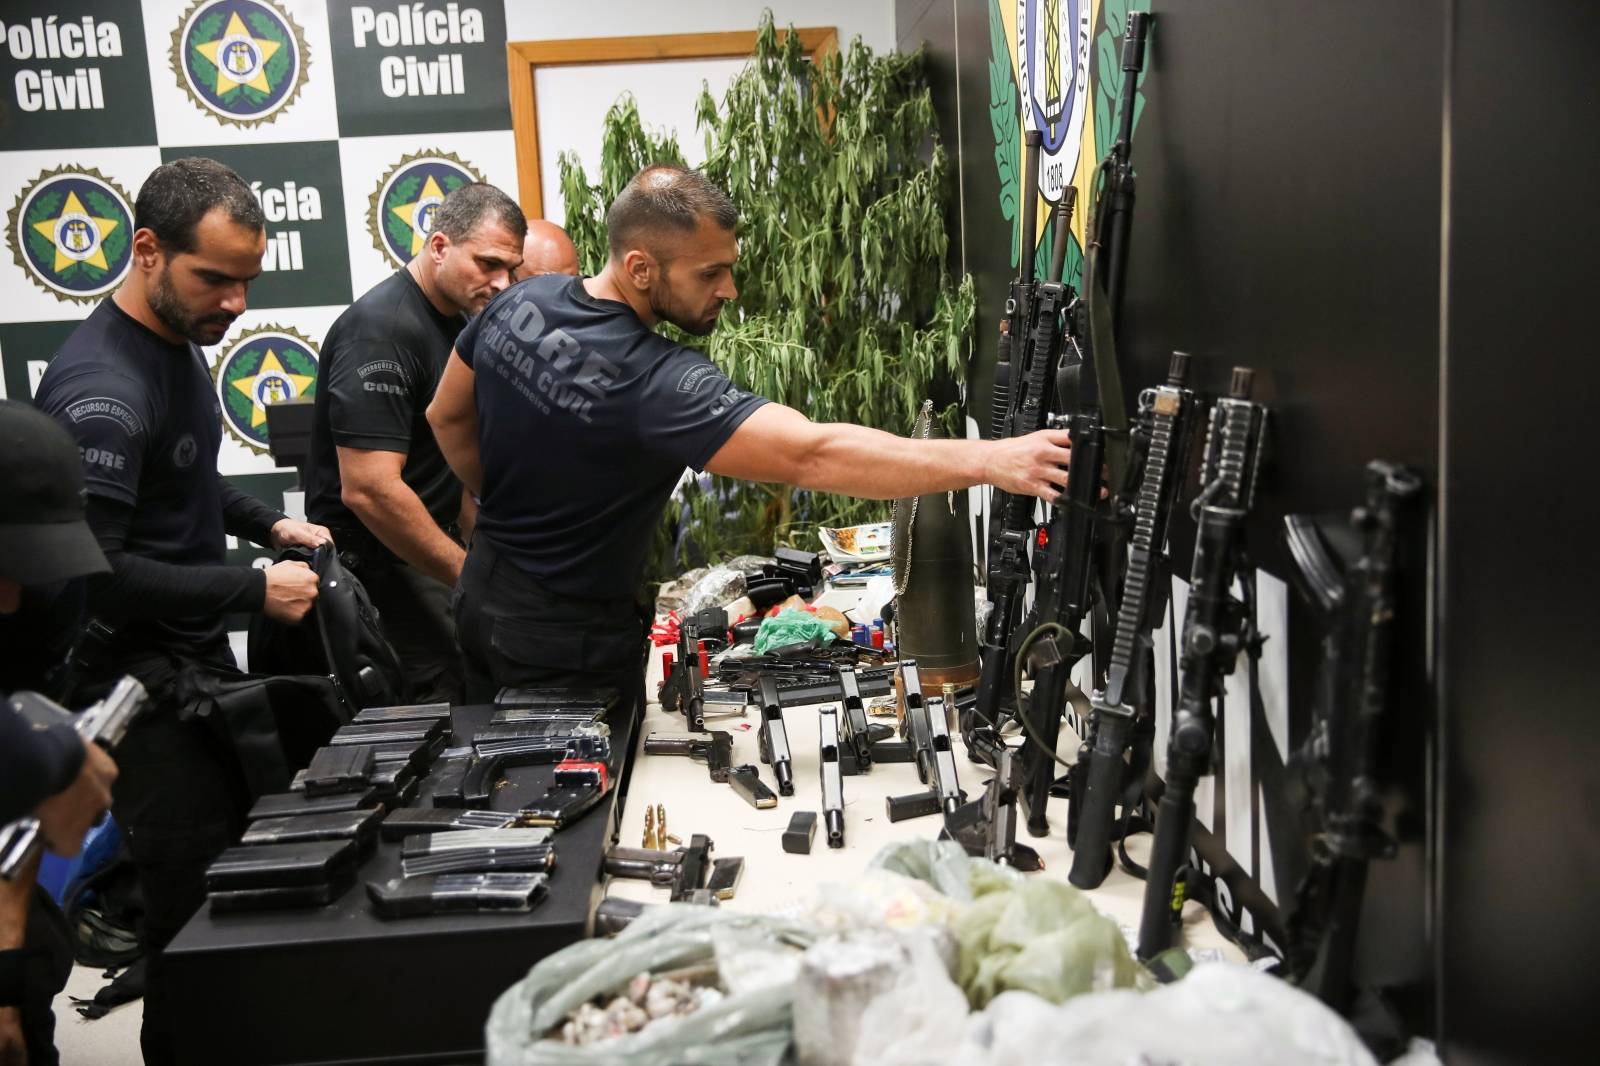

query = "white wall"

[
  {"left": 503, "top": 1, "right": 895, "bottom": 52},
  {"left": 535, "top": 57, "right": 747, "bottom": 226},
  {"left": 508, "top": 0, "right": 897, "bottom": 224}
]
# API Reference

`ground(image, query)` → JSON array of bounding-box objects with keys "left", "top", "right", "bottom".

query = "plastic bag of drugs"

[
  {"left": 790, "top": 928, "right": 971, "bottom": 1066},
  {"left": 485, "top": 904, "right": 816, "bottom": 1066},
  {"left": 947, "top": 962, "right": 1380, "bottom": 1066},
  {"left": 867, "top": 840, "right": 1146, "bottom": 1007}
]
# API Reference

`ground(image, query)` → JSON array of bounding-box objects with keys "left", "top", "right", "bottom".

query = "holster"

[{"left": 174, "top": 664, "right": 346, "bottom": 802}]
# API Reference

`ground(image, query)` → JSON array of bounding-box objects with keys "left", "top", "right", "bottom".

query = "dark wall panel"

[
  {"left": 1121, "top": 1, "right": 1443, "bottom": 516},
  {"left": 1439, "top": 2, "right": 1600, "bottom": 1062},
  {"left": 902, "top": 0, "right": 1444, "bottom": 1041}
]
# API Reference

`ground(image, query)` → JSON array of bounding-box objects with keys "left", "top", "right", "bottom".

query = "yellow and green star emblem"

[
  {"left": 231, "top": 348, "right": 314, "bottom": 428},
  {"left": 192, "top": 11, "right": 280, "bottom": 96},
  {"left": 31, "top": 191, "right": 119, "bottom": 273},
  {"left": 391, "top": 175, "right": 446, "bottom": 256}
]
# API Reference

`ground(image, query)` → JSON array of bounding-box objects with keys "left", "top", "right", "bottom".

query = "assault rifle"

[
  {"left": 1068, "top": 351, "right": 1202, "bottom": 888},
  {"left": 1285, "top": 461, "right": 1421, "bottom": 1014},
  {"left": 972, "top": 124, "right": 1050, "bottom": 735},
  {"left": 1137, "top": 367, "right": 1268, "bottom": 961},
  {"left": 1079, "top": 9, "right": 1152, "bottom": 490},
  {"left": 972, "top": 180, "right": 1082, "bottom": 746}
]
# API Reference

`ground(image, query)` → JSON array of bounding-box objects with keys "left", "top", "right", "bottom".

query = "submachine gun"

[
  {"left": 1284, "top": 460, "right": 1422, "bottom": 1016},
  {"left": 1068, "top": 351, "right": 1201, "bottom": 888},
  {"left": 1137, "top": 367, "right": 1268, "bottom": 961}
]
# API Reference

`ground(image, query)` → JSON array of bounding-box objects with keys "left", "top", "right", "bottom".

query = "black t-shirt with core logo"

[
  {"left": 455, "top": 275, "right": 767, "bottom": 600},
  {"left": 305, "top": 268, "right": 467, "bottom": 543},
  {"left": 34, "top": 299, "right": 230, "bottom": 649}
]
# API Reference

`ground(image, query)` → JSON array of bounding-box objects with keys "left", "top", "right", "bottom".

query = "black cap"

[{"left": 0, "top": 399, "right": 109, "bottom": 585}]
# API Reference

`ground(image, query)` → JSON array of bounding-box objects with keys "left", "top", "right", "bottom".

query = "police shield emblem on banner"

[
  {"left": 6, "top": 166, "right": 134, "bottom": 303},
  {"left": 211, "top": 324, "right": 319, "bottom": 454},
  {"left": 366, "top": 150, "right": 484, "bottom": 268},
  {"left": 170, "top": 0, "right": 309, "bottom": 126},
  {"left": 1017, "top": 0, "right": 1091, "bottom": 204}
]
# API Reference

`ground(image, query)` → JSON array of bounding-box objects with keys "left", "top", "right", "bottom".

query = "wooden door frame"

[{"left": 506, "top": 28, "right": 838, "bottom": 219}]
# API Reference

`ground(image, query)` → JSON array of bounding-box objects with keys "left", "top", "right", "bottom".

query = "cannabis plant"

[{"left": 559, "top": 14, "right": 973, "bottom": 573}]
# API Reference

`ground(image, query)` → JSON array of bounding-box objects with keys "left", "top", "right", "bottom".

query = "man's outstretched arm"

[{"left": 705, "top": 403, "right": 1074, "bottom": 502}]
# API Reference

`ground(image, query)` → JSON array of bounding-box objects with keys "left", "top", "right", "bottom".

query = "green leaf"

[
  {"left": 1105, "top": 0, "right": 1130, "bottom": 36},
  {"left": 559, "top": 11, "right": 975, "bottom": 570},
  {"left": 193, "top": 12, "right": 225, "bottom": 42},
  {"left": 989, "top": 0, "right": 1021, "bottom": 267}
]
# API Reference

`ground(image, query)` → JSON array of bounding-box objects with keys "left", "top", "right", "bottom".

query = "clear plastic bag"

[
  {"left": 952, "top": 963, "right": 1381, "bottom": 1066},
  {"left": 485, "top": 904, "right": 816, "bottom": 1066}
]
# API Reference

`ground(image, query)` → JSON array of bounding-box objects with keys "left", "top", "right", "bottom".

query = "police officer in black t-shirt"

[
  {"left": 34, "top": 158, "right": 328, "bottom": 1066},
  {"left": 429, "top": 166, "right": 1076, "bottom": 708},
  {"left": 304, "top": 184, "right": 526, "bottom": 705}
]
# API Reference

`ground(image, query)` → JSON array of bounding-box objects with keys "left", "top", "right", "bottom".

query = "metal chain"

[{"left": 891, "top": 400, "right": 935, "bottom": 598}]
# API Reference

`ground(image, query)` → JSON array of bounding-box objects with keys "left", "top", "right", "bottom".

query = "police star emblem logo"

[
  {"left": 6, "top": 166, "right": 134, "bottom": 303},
  {"left": 1017, "top": 0, "right": 1092, "bottom": 205},
  {"left": 211, "top": 324, "right": 319, "bottom": 454},
  {"left": 170, "top": 0, "right": 309, "bottom": 127},
  {"left": 367, "top": 150, "right": 484, "bottom": 268}
]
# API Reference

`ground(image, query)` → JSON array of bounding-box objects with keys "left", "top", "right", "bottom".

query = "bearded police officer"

[
  {"left": 303, "top": 183, "right": 526, "bottom": 705},
  {"left": 33, "top": 157, "right": 328, "bottom": 1065},
  {"left": 428, "top": 166, "right": 1075, "bottom": 709}
]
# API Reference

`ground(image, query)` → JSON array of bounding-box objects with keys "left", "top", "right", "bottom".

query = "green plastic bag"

[
  {"left": 753, "top": 608, "right": 839, "bottom": 655},
  {"left": 869, "top": 840, "right": 1148, "bottom": 1008}
]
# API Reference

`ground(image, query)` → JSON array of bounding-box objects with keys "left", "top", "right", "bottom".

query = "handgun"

[
  {"left": 819, "top": 706, "right": 846, "bottom": 848},
  {"left": 0, "top": 677, "right": 147, "bottom": 880},
  {"left": 756, "top": 674, "right": 796, "bottom": 796},
  {"left": 643, "top": 732, "right": 777, "bottom": 809}
]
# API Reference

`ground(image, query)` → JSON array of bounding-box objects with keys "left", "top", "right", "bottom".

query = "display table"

[
  {"left": 164, "top": 583, "right": 1238, "bottom": 1065},
  {"left": 606, "top": 648, "right": 1244, "bottom": 959},
  {"left": 164, "top": 704, "right": 632, "bottom": 1066},
  {"left": 606, "top": 584, "right": 1242, "bottom": 957}
]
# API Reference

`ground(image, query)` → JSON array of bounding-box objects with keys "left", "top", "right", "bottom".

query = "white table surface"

[{"left": 603, "top": 589, "right": 1242, "bottom": 964}]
